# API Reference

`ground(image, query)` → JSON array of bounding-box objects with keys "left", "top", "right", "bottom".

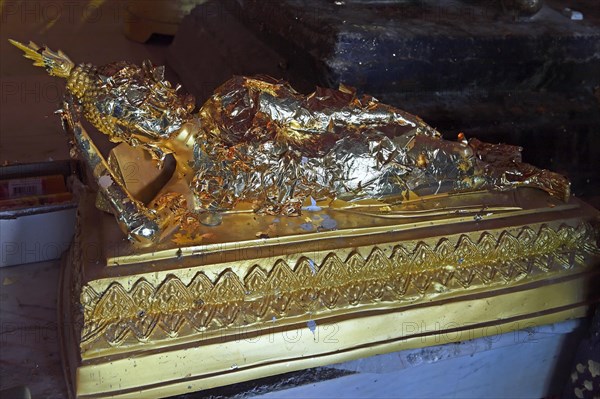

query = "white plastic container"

[{"left": 0, "top": 161, "right": 79, "bottom": 267}]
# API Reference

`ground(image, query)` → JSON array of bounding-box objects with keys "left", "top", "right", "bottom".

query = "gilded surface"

[
  {"left": 79, "top": 222, "right": 599, "bottom": 350},
  {"left": 11, "top": 40, "right": 570, "bottom": 244}
]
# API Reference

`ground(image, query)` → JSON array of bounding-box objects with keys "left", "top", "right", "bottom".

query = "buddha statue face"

[{"left": 94, "top": 60, "right": 195, "bottom": 142}]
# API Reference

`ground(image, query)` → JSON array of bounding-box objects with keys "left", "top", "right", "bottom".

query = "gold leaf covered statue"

[{"left": 10, "top": 40, "right": 570, "bottom": 244}]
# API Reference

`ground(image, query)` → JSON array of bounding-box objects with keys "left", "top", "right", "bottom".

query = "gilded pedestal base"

[{"left": 58, "top": 188, "right": 600, "bottom": 398}]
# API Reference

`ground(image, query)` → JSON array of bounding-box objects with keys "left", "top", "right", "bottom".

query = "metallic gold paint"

[{"left": 57, "top": 189, "right": 600, "bottom": 398}]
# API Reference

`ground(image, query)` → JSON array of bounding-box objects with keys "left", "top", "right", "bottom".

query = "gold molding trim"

[{"left": 80, "top": 223, "right": 599, "bottom": 350}]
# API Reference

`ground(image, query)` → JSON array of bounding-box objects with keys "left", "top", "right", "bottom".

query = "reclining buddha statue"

[{"left": 10, "top": 39, "right": 569, "bottom": 245}]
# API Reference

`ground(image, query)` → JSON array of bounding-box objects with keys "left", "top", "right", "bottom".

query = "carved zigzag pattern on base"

[{"left": 80, "top": 223, "right": 599, "bottom": 346}]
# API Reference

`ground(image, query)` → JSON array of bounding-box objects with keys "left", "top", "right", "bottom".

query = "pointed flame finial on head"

[{"left": 9, "top": 39, "right": 75, "bottom": 78}]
